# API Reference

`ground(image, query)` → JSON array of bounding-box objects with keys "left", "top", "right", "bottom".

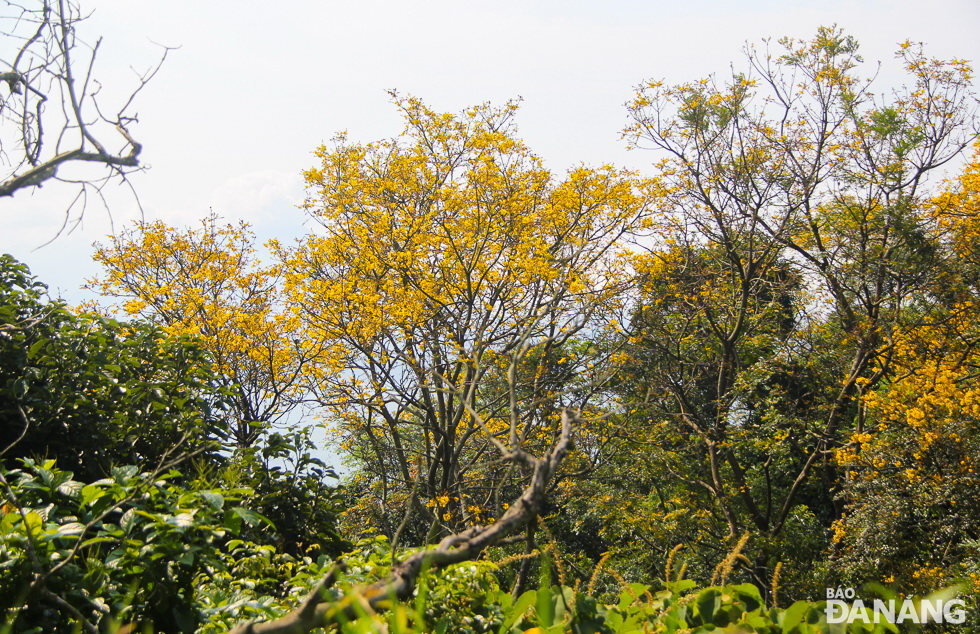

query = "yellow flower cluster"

[{"left": 89, "top": 216, "right": 308, "bottom": 434}]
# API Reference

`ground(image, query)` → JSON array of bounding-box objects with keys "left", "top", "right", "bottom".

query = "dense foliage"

[
  {"left": 0, "top": 254, "right": 224, "bottom": 480},
  {"left": 0, "top": 256, "right": 347, "bottom": 631},
  {"left": 3, "top": 26, "right": 980, "bottom": 633}
]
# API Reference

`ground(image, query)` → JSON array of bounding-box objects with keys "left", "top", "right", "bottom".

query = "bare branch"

[
  {"left": 227, "top": 409, "right": 576, "bottom": 634},
  {"left": 0, "top": 0, "right": 166, "bottom": 211}
]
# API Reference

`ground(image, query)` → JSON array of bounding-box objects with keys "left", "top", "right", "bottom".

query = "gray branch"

[{"left": 227, "top": 409, "right": 576, "bottom": 634}]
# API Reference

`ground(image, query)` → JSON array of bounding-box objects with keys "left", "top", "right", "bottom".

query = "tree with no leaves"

[{"left": 0, "top": 0, "right": 169, "bottom": 216}]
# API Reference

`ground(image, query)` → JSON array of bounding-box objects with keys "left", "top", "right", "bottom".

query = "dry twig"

[{"left": 227, "top": 409, "right": 577, "bottom": 634}]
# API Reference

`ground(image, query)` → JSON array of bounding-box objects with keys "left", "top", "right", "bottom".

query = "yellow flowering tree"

[
  {"left": 587, "top": 27, "right": 979, "bottom": 595},
  {"left": 282, "top": 95, "right": 648, "bottom": 541},
  {"left": 831, "top": 142, "right": 980, "bottom": 595},
  {"left": 89, "top": 218, "right": 351, "bottom": 557},
  {"left": 90, "top": 216, "right": 308, "bottom": 448}
]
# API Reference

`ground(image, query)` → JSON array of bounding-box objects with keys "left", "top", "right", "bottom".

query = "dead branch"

[
  {"left": 227, "top": 409, "right": 576, "bottom": 634},
  {"left": 0, "top": 0, "right": 169, "bottom": 211}
]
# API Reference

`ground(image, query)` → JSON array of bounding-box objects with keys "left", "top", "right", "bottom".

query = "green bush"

[
  {"left": 0, "top": 254, "right": 228, "bottom": 480},
  {"left": 0, "top": 458, "right": 268, "bottom": 632}
]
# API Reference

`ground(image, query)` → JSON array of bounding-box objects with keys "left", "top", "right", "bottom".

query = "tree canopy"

[{"left": 3, "top": 26, "right": 980, "bottom": 634}]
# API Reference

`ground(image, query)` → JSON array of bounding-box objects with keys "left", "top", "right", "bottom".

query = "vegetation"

[{"left": 3, "top": 26, "right": 980, "bottom": 633}]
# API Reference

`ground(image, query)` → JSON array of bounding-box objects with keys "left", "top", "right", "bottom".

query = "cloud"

[
  {"left": 163, "top": 169, "right": 305, "bottom": 228},
  {"left": 211, "top": 169, "right": 303, "bottom": 220}
]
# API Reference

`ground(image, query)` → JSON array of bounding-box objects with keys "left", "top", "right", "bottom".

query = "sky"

[{"left": 2, "top": 0, "right": 979, "bottom": 301}]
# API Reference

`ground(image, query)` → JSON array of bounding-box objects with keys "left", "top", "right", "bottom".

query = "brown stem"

[{"left": 228, "top": 410, "right": 576, "bottom": 634}]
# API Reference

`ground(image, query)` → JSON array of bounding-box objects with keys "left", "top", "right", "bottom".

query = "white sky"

[{"left": 2, "top": 0, "right": 979, "bottom": 301}]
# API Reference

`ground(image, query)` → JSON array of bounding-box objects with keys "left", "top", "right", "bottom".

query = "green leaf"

[
  {"left": 780, "top": 600, "right": 811, "bottom": 632},
  {"left": 727, "top": 582, "right": 764, "bottom": 612},
  {"left": 537, "top": 557, "right": 554, "bottom": 626},
  {"left": 80, "top": 484, "right": 106, "bottom": 506},
  {"left": 199, "top": 490, "right": 225, "bottom": 511},
  {"left": 229, "top": 506, "right": 270, "bottom": 528},
  {"left": 695, "top": 588, "right": 721, "bottom": 625},
  {"left": 170, "top": 512, "right": 196, "bottom": 530},
  {"left": 53, "top": 521, "right": 86, "bottom": 538},
  {"left": 498, "top": 590, "right": 536, "bottom": 633},
  {"left": 56, "top": 479, "right": 83, "bottom": 498},
  {"left": 120, "top": 507, "right": 137, "bottom": 535},
  {"left": 112, "top": 465, "right": 139, "bottom": 483},
  {"left": 224, "top": 509, "right": 242, "bottom": 533},
  {"left": 24, "top": 511, "right": 43, "bottom": 532}
]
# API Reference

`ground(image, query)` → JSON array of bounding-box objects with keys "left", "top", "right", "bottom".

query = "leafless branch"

[
  {"left": 0, "top": 0, "right": 170, "bottom": 214},
  {"left": 227, "top": 409, "right": 576, "bottom": 634}
]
